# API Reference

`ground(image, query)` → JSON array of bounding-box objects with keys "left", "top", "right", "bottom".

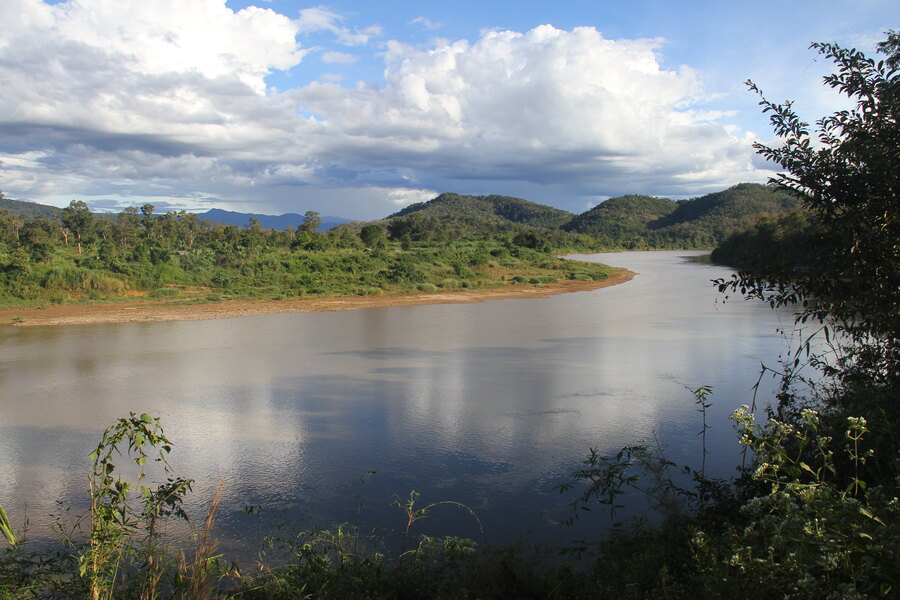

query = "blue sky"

[{"left": 0, "top": 1, "right": 895, "bottom": 219}]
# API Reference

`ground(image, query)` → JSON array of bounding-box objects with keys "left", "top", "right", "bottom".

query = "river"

[{"left": 0, "top": 251, "right": 801, "bottom": 555}]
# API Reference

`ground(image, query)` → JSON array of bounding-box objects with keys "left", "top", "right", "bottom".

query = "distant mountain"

[
  {"left": 196, "top": 209, "right": 353, "bottom": 232},
  {"left": 564, "top": 183, "right": 801, "bottom": 248},
  {"left": 388, "top": 192, "right": 574, "bottom": 235},
  {"left": 0, "top": 197, "right": 62, "bottom": 219}
]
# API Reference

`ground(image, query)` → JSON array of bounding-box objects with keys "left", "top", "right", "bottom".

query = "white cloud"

[
  {"left": 410, "top": 16, "right": 442, "bottom": 31},
  {"left": 295, "top": 25, "right": 764, "bottom": 194},
  {"left": 51, "top": 0, "right": 301, "bottom": 93},
  {"left": 385, "top": 187, "right": 439, "bottom": 206},
  {"left": 296, "top": 6, "right": 381, "bottom": 46},
  {"left": 321, "top": 51, "right": 358, "bottom": 65}
]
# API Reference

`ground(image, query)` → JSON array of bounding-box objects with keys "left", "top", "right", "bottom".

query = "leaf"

[
  {"left": 858, "top": 506, "right": 885, "bottom": 525},
  {"left": 0, "top": 503, "right": 17, "bottom": 546}
]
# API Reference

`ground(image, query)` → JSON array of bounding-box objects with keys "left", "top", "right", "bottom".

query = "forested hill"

[
  {"left": 561, "top": 194, "right": 678, "bottom": 247},
  {"left": 0, "top": 197, "right": 61, "bottom": 220},
  {"left": 563, "top": 183, "right": 800, "bottom": 248},
  {"left": 388, "top": 192, "right": 575, "bottom": 235}
]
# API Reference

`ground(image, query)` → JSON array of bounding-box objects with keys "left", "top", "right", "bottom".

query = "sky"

[{"left": 0, "top": 1, "right": 895, "bottom": 219}]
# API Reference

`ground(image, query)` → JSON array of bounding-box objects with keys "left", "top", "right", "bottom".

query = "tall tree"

[
  {"left": 117, "top": 207, "right": 141, "bottom": 247},
  {"left": 141, "top": 203, "right": 156, "bottom": 239},
  {"left": 299, "top": 210, "right": 321, "bottom": 235},
  {"left": 61, "top": 200, "right": 94, "bottom": 255}
]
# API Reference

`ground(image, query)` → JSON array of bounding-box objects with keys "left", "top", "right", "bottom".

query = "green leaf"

[{"left": 0, "top": 503, "right": 17, "bottom": 546}]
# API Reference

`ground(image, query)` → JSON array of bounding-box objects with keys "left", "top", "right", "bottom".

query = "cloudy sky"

[{"left": 0, "top": 0, "right": 895, "bottom": 219}]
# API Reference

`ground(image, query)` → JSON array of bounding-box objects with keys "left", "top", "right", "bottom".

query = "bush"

[{"left": 150, "top": 287, "right": 179, "bottom": 298}]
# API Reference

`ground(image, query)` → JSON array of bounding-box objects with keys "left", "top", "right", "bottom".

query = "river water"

[{"left": 0, "top": 251, "right": 801, "bottom": 554}]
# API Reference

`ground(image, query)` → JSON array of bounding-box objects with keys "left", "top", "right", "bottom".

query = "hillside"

[
  {"left": 564, "top": 183, "right": 800, "bottom": 248},
  {"left": 562, "top": 195, "right": 678, "bottom": 247},
  {"left": 388, "top": 192, "right": 574, "bottom": 236},
  {"left": 0, "top": 196, "right": 62, "bottom": 219}
]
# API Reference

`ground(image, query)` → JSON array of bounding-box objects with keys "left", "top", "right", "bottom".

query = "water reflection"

[{"left": 0, "top": 251, "right": 799, "bottom": 552}]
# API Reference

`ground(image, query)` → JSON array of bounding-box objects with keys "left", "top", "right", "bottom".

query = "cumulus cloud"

[
  {"left": 0, "top": 3, "right": 767, "bottom": 218},
  {"left": 294, "top": 25, "right": 764, "bottom": 196}
]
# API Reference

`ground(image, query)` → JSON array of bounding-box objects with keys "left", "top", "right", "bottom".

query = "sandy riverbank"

[{"left": 0, "top": 270, "right": 634, "bottom": 327}]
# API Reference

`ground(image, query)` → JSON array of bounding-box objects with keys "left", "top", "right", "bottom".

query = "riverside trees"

[{"left": 718, "top": 35, "right": 899, "bottom": 392}]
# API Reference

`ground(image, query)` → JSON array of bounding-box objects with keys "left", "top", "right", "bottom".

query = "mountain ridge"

[{"left": 0, "top": 183, "right": 801, "bottom": 247}]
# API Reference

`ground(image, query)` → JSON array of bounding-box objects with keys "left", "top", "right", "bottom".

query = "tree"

[
  {"left": 719, "top": 36, "right": 899, "bottom": 384},
  {"left": 117, "top": 206, "right": 141, "bottom": 246},
  {"left": 61, "top": 199, "right": 94, "bottom": 255},
  {"left": 359, "top": 223, "right": 386, "bottom": 248},
  {"left": 299, "top": 210, "right": 321, "bottom": 235},
  {"left": 141, "top": 203, "right": 156, "bottom": 239}
]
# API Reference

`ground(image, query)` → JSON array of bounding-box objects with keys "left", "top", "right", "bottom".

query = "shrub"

[
  {"left": 569, "top": 272, "right": 593, "bottom": 281},
  {"left": 150, "top": 287, "right": 179, "bottom": 298}
]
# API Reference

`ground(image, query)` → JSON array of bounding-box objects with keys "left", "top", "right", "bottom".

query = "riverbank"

[{"left": 0, "top": 269, "right": 634, "bottom": 327}]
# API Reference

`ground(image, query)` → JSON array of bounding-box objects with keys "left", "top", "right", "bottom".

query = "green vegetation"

[
  {"left": 0, "top": 193, "right": 61, "bottom": 220},
  {"left": 711, "top": 210, "right": 820, "bottom": 269},
  {"left": 563, "top": 183, "right": 800, "bottom": 248},
  {"left": 0, "top": 181, "right": 805, "bottom": 313},
  {"left": 389, "top": 192, "right": 575, "bottom": 235},
  {"left": 1, "top": 34, "right": 897, "bottom": 600},
  {"left": 0, "top": 198, "right": 616, "bottom": 313}
]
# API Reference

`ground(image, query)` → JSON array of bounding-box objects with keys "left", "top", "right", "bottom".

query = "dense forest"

[
  {"left": 1, "top": 34, "right": 898, "bottom": 600},
  {"left": 710, "top": 210, "right": 820, "bottom": 269}
]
